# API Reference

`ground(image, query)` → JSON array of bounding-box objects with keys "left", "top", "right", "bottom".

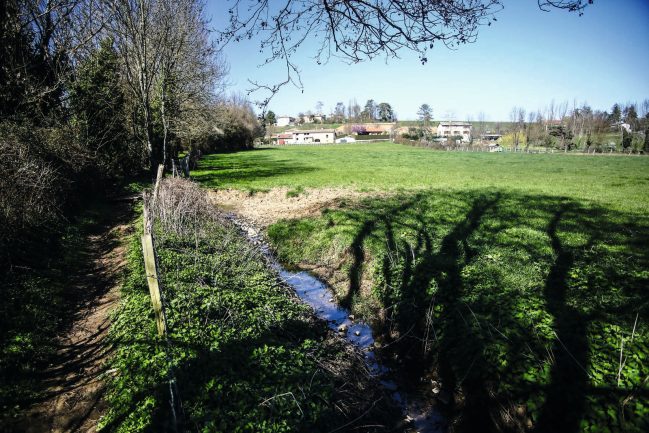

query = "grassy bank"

[
  {"left": 192, "top": 142, "right": 649, "bottom": 213},
  {"left": 100, "top": 179, "right": 399, "bottom": 432},
  {"left": 268, "top": 189, "right": 649, "bottom": 432}
]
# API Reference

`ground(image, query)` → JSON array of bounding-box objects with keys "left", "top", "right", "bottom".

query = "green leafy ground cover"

[
  {"left": 192, "top": 143, "right": 649, "bottom": 213},
  {"left": 194, "top": 143, "right": 649, "bottom": 432},
  {"left": 101, "top": 190, "right": 399, "bottom": 432}
]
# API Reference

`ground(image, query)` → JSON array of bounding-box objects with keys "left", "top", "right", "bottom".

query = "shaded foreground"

[
  {"left": 268, "top": 189, "right": 649, "bottom": 432},
  {"left": 0, "top": 197, "right": 134, "bottom": 432}
]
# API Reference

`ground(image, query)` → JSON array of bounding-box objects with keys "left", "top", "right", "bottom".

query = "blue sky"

[{"left": 207, "top": 1, "right": 649, "bottom": 121}]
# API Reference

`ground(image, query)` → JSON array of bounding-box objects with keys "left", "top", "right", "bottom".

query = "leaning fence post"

[
  {"left": 141, "top": 165, "right": 167, "bottom": 337},
  {"left": 141, "top": 232, "right": 166, "bottom": 336}
]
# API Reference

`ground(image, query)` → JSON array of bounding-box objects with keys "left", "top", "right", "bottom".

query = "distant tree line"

[
  {"left": 328, "top": 99, "right": 396, "bottom": 123},
  {"left": 502, "top": 100, "right": 649, "bottom": 153}
]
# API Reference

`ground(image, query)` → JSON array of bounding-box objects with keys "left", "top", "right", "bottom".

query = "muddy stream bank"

[{"left": 228, "top": 214, "right": 446, "bottom": 433}]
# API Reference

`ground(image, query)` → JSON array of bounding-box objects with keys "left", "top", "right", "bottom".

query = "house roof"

[
  {"left": 438, "top": 122, "right": 471, "bottom": 127},
  {"left": 293, "top": 129, "right": 336, "bottom": 134},
  {"left": 275, "top": 133, "right": 293, "bottom": 139}
]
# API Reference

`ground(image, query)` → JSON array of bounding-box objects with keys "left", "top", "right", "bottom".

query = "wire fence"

[{"left": 141, "top": 165, "right": 184, "bottom": 432}]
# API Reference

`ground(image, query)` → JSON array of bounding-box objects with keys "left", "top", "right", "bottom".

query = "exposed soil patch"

[
  {"left": 209, "top": 187, "right": 380, "bottom": 227},
  {"left": 17, "top": 197, "right": 134, "bottom": 433}
]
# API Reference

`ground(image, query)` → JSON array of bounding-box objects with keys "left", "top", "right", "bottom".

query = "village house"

[
  {"left": 274, "top": 129, "right": 337, "bottom": 144},
  {"left": 437, "top": 122, "right": 472, "bottom": 143},
  {"left": 276, "top": 116, "right": 295, "bottom": 127},
  {"left": 300, "top": 113, "right": 326, "bottom": 124}
]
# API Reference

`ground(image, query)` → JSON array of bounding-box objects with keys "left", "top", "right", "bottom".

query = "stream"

[{"left": 232, "top": 215, "right": 446, "bottom": 433}]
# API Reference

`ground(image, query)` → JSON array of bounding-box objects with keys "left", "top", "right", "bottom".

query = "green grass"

[
  {"left": 268, "top": 190, "right": 649, "bottom": 433},
  {"left": 192, "top": 142, "right": 649, "bottom": 214},
  {"left": 193, "top": 143, "right": 649, "bottom": 432},
  {"left": 101, "top": 201, "right": 398, "bottom": 432}
]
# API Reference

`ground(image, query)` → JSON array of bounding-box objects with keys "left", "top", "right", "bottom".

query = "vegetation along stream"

[{"left": 232, "top": 214, "right": 446, "bottom": 433}]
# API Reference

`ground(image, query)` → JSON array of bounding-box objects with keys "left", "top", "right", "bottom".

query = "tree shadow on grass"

[
  {"left": 192, "top": 150, "right": 318, "bottom": 188},
  {"left": 293, "top": 189, "right": 649, "bottom": 433}
]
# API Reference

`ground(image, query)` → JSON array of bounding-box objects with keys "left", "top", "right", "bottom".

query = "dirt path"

[
  {"left": 19, "top": 197, "right": 134, "bottom": 433},
  {"left": 209, "top": 187, "right": 381, "bottom": 227}
]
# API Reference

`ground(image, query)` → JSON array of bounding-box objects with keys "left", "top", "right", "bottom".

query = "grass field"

[
  {"left": 194, "top": 143, "right": 649, "bottom": 433},
  {"left": 193, "top": 142, "right": 649, "bottom": 213}
]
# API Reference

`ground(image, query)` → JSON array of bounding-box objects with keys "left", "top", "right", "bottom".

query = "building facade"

[
  {"left": 276, "top": 116, "right": 295, "bottom": 127},
  {"left": 274, "top": 129, "right": 336, "bottom": 144},
  {"left": 437, "top": 122, "right": 472, "bottom": 143}
]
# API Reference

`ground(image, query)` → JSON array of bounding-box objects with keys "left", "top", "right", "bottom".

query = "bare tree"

[
  {"left": 538, "top": 0, "right": 593, "bottom": 15},
  {"left": 476, "top": 111, "right": 487, "bottom": 142},
  {"left": 525, "top": 111, "right": 536, "bottom": 151},
  {"left": 509, "top": 106, "right": 525, "bottom": 151},
  {"left": 218, "top": 1, "right": 594, "bottom": 107},
  {"left": 557, "top": 100, "right": 569, "bottom": 151},
  {"left": 157, "top": 0, "right": 225, "bottom": 166},
  {"left": 106, "top": 0, "right": 223, "bottom": 173},
  {"left": 107, "top": 0, "right": 164, "bottom": 173}
]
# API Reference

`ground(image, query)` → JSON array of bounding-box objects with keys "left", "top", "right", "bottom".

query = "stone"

[
  {"left": 338, "top": 324, "right": 348, "bottom": 333},
  {"left": 354, "top": 330, "right": 361, "bottom": 336}
]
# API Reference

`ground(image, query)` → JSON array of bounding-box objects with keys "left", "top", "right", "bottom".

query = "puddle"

[{"left": 231, "top": 215, "right": 446, "bottom": 433}]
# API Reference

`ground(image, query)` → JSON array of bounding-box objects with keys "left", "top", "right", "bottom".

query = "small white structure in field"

[
  {"left": 335, "top": 136, "right": 356, "bottom": 143},
  {"left": 488, "top": 143, "right": 503, "bottom": 152},
  {"left": 437, "top": 122, "right": 472, "bottom": 143}
]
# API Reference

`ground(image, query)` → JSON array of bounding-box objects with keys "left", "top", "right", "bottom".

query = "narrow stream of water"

[{"left": 232, "top": 216, "right": 446, "bottom": 433}]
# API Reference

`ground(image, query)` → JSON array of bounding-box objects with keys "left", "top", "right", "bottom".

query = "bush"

[{"left": 0, "top": 122, "right": 64, "bottom": 256}]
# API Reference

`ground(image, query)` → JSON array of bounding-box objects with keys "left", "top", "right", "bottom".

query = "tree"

[
  {"left": 362, "top": 100, "right": 377, "bottom": 122},
  {"left": 266, "top": 110, "right": 277, "bottom": 125},
  {"left": 315, "top": 101, "right": 324, "bottom": 115},
  {"left": 377, "top": 102, "right": 394, "bottom": 122},
  {"left": 332, "top": 102, "right": 346, "bottom": 123},
  {"left": 211, "top": 96, "right": 263, "bottom": 150},
  {"left": 510, "top": 106, "right": 526, "bottom": 151},
  {"left": 418, "top": 104, "right": 433, "bottom": 126},
  {"left": 609, "top": 103, "right": 622, "bottom": 123},
  {"left": 220, "top": 1, "right": 593, "bottom": 105},
  {"left": 624, "top": 104, "right": 638, "bottom": 130},
  {"left": 348, "top": 99, "right": 361, "bottom": 122},
  {"left": 107, "top": 0, "right": 222, "bottom": 173},
  {"left": 70, "top": 38, "right": 133, "bottom": 180}
]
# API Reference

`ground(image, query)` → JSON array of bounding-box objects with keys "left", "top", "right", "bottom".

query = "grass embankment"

[
  {"left": 192, "top": 143, "right": 649, "bottom": 213},
  {"left": 194, "top": 143, "right": 649, "bottom": 432},
  {"left": 100, "top": 179, "right": 399, "bottom": 432}
]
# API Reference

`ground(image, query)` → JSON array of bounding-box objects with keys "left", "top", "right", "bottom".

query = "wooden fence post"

[
  {"left": 141, "top": 233, "right": 166, "bottom": 336},
  {"left": 142, "top": 164, "right": 167, "bottom": 337}
]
